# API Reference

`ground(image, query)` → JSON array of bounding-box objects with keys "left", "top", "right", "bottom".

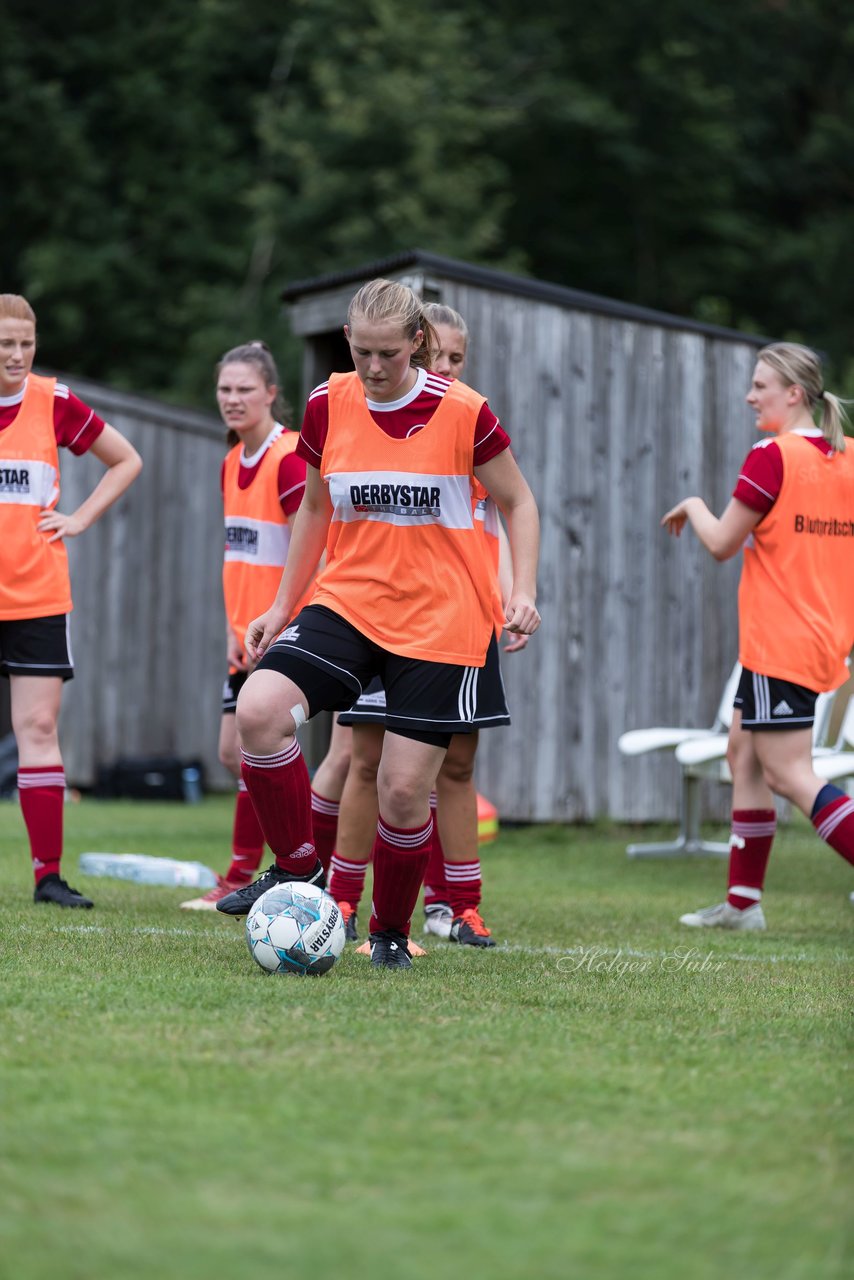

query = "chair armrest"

[
  {"left": 618, "top": 728, "right": 717, "bottom": 757},
  {"left": 812, "top": 752, "right": 854, "bottom": 782},
  {"left": 675, "top": 735, "right": 728, "bottom": 767}
]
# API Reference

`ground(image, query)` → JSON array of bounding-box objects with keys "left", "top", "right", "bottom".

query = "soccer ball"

[{"left": 245, "top": 881, "right": 346, "bottom": 976}]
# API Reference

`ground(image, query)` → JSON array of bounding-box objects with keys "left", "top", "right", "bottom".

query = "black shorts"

[
  {"left": 0, "top": 614, "right": 74, "bottom": 681},
  {"left": 734, "top": 666, "right": 818, "bottom": 731},
  {"left": 222, "top": 669, "right": 248, "bottom": 714},
  {"left": 337, "top": 675, "right": 388, "bottom": 726},
  {"left": 255, "top": 604, "right": 509, "bottom": 747},
  {"left": 338, "top": 644, "right": 510, "bottom": 735}
]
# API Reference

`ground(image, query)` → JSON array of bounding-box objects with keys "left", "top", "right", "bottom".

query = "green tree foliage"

[
  {"left": 1, "top": 0, "right": 852, "bottom": 404},
  {"left": 252, "top": 0, "right": 516, "bottom": 273},
  {"left": 483, "top": 0, "right": 854, "bottom": 368}
]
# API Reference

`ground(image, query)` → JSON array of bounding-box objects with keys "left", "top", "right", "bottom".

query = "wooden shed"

[{"left": 281, "top": 249, "right": 769, "bottom": 823}]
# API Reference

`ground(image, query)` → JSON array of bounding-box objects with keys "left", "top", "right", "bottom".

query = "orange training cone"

[{"left": 477, "top": 793, "right": 499, "bottom": 845}]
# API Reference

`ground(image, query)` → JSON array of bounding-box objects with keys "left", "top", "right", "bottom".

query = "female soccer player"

[
  {"left": 662, "top": 342, "right": 854, "bottom": 929},
  {"left": 0, "top": 294, "right": 142, "bottom": 907},
  {"left": 330, "top": 303, "right": 528, "bottom": 948},
  {"left": 182, "top": 341, "right": 351, "bottom": 909},
  {"left": 181, "top": 341, "right": 312, "bottom": 909},
  {"left": 216, "top": 279, "right": 540, "bottom": 968}
]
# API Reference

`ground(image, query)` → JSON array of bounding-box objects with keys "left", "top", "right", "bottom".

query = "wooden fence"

[{"left": 440, "top": 288, "right": 758, "bottom": 822}]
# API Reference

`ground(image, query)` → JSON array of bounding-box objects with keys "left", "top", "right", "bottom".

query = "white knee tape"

[{"left": 290, "top": 703, "right": 307, "bottom": 729}]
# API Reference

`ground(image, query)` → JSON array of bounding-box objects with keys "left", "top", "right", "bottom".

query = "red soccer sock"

[
  {"left": 225, "top": 781, "right": 265, "bottom": 884},
  {"left": 239, "top": 741, "right": 317, "bottom": 876},
  {"left": 423, "top": 791, "right": 450, "bottom": 907},
  {"left": 726, "top": 808, "right": 777, "bottom": 910},
  {"left": 18, "top": 765, "right": 65, "bottom": 884},
  {"left": 310, "top": 789, "right": 340, "bottom": 875},
  {"left": 812, "top": 785, "right": 854, "bottom": 866},
  {"left": 369, "top": 813, "right": 434, "bottom": 937},
  {"left": 329, "top": 853, "right": 369, "bottom": 911},
  {"left": 445, "top": 858, "right": 483, "bottom": 915}
]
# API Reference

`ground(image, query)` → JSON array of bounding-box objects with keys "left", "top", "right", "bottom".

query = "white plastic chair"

[
  {"left": 812, "top": 695, "right": 854, "bottom": 784},
  {"left": 618, "top": 663, "right": 742, "bottom": 858}
]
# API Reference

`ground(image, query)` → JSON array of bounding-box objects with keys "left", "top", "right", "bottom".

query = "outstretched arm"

[
  {"left": 38, "top": 425, "right": 142, "bottom": 542},
  {"left": 661, "top": 496, "right": 762, "bottom": 561}
]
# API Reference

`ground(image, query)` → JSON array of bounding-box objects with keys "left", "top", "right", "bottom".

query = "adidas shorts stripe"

[{"left": 734, "top": 666, "right": 818, "bottom": 731}]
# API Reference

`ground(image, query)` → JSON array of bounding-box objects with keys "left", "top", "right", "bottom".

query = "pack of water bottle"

[{"left": 79, "top": 852, "right": 217, "bottom": 888}]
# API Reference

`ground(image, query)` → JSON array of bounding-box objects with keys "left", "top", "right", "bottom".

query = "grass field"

[{"left": 0, "top": 794, "right": 850, "bottom": 1280}]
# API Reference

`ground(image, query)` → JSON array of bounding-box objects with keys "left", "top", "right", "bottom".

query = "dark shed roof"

[{"left": 280, "top": 248, "right": 767, "bottom": 346}]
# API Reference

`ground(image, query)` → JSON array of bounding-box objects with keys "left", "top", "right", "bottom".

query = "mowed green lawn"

[{"left": 0, "top": 795, "right": 850, "bottom": 1280}]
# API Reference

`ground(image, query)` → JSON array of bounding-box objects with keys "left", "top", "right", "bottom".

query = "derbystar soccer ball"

[{"left": 245, "top": 881, "right": 346, "bottom": 976}]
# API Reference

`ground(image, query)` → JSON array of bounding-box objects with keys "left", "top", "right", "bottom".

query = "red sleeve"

[
  {"left": 473, "top": 402, "right": 510, "bottom": 467},
  {"left": 733, "top": 440, "right": 783, "bottom": 515},
  {"left": 295, "top": 388, "right": 327, "bottom": 469},
  {"left": 54, "top": 388, "right": 106, "bottom": 454},
  {"left": 278, "top": 450, "right": 306, "bottom": 517}
]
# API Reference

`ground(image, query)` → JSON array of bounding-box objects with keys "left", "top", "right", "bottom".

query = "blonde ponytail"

[{"left": 818, "top": 390, "right": 849, "bottom": 453}]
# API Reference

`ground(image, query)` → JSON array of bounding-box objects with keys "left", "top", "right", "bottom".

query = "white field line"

[{"left": 27, "top": 921, "right": 849, "bottom": 966}]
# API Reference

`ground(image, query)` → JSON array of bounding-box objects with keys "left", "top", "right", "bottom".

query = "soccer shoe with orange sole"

[
  {"left": 450, "top": 907, "right": 496, "bottom": 948},
  {"left": 338, "top": 900, "right": 359, "bottom": 941},
  {"left": 180, "top": 875, "right": 247, "bottom": 911}
]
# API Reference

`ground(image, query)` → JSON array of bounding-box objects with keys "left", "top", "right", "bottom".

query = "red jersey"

[
  {"left": 219, "top": 423, "right": 306, "bottom": 518},
  {"left": 0, "top": 379, "right": 105, "bottom": 454},
  {"left": 734, "top": 430, "right": 833, "bottom": 514},
  {"left": 297, "top": 368, "right": 510, "bottom": 469}
]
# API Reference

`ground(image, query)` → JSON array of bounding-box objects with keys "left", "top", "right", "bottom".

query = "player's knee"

[
  {"left": 727, "top": 735, "right": 756, "bottom": 784},
  {"left": 14, "top": 707, "right": 58, "bottom": 748},
  {"left": 377, "top": 772, "right": 427, "bottom": 823},
  {"left": 351, "top": 750, "right": 380, "bottom": 787},
  {"left": 725, "top": 739, "right": 742, "bottom": 778},
  {"left": 324, "top": 747, "right": 352, "bottom": 791},
  {"left": 236, "top": 686, "right": 298, "bottom": 751},
  {"left": 439, "top": 753, "right": 475, "bottom": 786}
]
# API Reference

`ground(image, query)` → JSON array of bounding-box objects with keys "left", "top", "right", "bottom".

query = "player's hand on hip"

[
  {"left": 504, "top": 594, "right": 540, "bottom": 636},
  {"left": 38, "top": 509, "right": 85, "bottom": 542}
]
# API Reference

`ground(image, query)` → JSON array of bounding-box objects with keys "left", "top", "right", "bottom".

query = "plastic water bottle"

[
  {"left": 181, "top": 767, "right": 203, "bottom": 804},
  {"left": 78, "top": 853, "right": 217, "bottom": 888}
]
